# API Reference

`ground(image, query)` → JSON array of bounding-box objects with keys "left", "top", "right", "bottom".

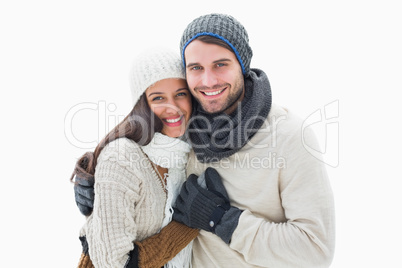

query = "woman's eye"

[
  {"left": 177, "top": 92, "right": 187, "bottom": 97},
  {"left": 152, "top": 96, "right": 163, "bottom": 101}
]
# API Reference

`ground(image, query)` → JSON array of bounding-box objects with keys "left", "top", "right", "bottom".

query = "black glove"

[
  {"left": 74, "top": 175, "right": 95, "bottom": 216},
  {"left": 126, "top": 246, "right": 139, "bottom": 268},
  {"left": 173, "top": 167, "right": 242, "bottom": 244}
]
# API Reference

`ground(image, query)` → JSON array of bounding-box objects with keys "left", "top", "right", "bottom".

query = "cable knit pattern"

[
  {"left": 142, "top": 133, "right": 191, "bottom": 228},
  {"left": 80, "top": 135, "right": 192, "bottom": 268},
  {"left": 142, "top": 133, "right": 193, "bottom": 268}
]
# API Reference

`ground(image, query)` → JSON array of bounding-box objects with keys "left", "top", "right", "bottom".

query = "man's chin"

[{"left": 200, "top": 103, "right": 225, "bottom": 114}]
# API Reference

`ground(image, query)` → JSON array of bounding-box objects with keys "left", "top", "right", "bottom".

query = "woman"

[{"left": 71, "top": 47, "right": 198, "bottom": 268}]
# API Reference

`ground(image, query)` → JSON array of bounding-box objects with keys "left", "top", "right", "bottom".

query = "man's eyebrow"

[
  {"left": 213, "top": 58, "right": 232, "bottom": 64},
  {"left": 186, "top": 62, "right": 199, "bottom": 68},
  {"left": 186, "top": 58, "right": 232, "bottom": 68}
]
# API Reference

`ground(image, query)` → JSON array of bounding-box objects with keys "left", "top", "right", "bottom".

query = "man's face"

[{"left": 184, "top": 40, "right": 245, "bottom": 114}]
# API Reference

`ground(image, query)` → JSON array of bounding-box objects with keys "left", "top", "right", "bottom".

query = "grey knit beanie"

[
  {"left": 180, "top": 13, "right": 253, "bottom": 75},
  {"left": 129, "top": 47, "right": 185, "bottom": 105}
]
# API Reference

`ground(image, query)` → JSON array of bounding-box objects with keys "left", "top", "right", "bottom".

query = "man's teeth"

[
  {"left": 203, "top": 89, "right": 223, "bottom": 96},
  {"left": 165, "top": 117, "right": 181, "bottom": 123}
]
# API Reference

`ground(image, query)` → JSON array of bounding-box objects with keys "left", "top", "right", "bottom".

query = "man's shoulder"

[
  {"left": 265, "top": 103, "right": 304, "bottom": 134},
  {"left": 265, "top": 103, "right": 320, "bottom": 151},
  {"left": 268, "top": 103, "right": 302, "bottom": 122}
]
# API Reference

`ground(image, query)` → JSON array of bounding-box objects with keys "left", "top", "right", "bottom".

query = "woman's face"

[{"left": 146, "top": 78, "right": 192, "bottom": 138}]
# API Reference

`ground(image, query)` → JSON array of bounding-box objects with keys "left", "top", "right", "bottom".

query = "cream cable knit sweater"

[
  {"left": 80, "top": 133, "right": 192, "bottom": 268},
  {"left": 186, "top": 104, "right": 335, "bottom": 268}
]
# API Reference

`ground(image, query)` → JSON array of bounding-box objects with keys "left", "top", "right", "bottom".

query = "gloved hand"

[
  {"left": 173, "top": 167, "right": 242, "bottom": 244},
  {"left": 74, "top": 175, "right": 95, "bottom": 216},
  {"left": 126, "top": 246, "right": 139, "bottom": 268}
]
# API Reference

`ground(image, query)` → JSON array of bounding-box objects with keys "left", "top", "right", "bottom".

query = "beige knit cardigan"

[{"left": 80, "top": 134, "right": 192, "bottom": 267}]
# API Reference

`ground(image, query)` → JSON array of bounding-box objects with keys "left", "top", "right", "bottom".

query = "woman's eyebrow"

[
  {"left": 148, "top": 88, "right": 188, "bottom": 97},
  {"left": 148, "top": 92, "right": 164, "bottom": 97}
]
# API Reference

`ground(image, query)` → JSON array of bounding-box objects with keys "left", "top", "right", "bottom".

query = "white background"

[{"left": 1, "top": 0, "right": 401, "bottom": 267}]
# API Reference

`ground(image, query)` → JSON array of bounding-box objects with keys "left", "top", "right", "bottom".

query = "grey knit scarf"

[{"left": 188, "top": 68, "right": 272, "bottom": 163}]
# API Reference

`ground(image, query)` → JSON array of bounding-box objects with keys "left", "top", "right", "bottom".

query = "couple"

[{"left": 72, "top": 13, "right": 335, "bottom": 268}]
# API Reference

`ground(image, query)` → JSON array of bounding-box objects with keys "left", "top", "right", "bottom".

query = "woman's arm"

[
  {"left": 126, "top": 221, "right": 198, "bottom": 268},
  {"left": 79, "top": 221, "right": 198, "bottom": 268},
  {"left": 85, "top": 139, "right": 145, "bottom": 267}
]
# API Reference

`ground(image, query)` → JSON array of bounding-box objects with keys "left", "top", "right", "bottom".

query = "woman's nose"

[{"left": 163, "top": 100, "right": 180, "bottom": 115}]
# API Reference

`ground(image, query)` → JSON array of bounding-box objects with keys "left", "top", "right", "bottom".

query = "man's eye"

[
  {"left": 191, "top": 66, "right": 201, "bottom": 71},
  {"left": 216, "top": 63, "right": 225, "bottom": 67}
]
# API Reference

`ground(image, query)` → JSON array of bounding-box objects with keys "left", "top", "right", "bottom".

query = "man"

[{"left": 75, "top": 13, "right": 335, "bottom": 268}]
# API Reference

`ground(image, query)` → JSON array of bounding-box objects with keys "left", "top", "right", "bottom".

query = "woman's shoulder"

[
  {"left": 97, "top": 138, "right": 146, "bottom": 170},
  {"left": 107, "top": 137, "right": 140, "bottom": 149},
  {"left": 100, "top": 137, "right": 142, "bottom": 156},
  {"left": 95, "top": 138, "right": 152, "bottom": 186}
]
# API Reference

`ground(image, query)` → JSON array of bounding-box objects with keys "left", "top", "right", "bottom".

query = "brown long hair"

[{"left": 70, "top": 93, "right": 163, "bottom": 182}]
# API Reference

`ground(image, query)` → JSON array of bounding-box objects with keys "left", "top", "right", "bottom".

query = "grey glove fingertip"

[
  {"left": 186, "top": 174, "right": 199, "bottom": 185},
  {"left": 74, "top": 184, "right": 94, "bottom": 216},
  {"left": 77, "top": 203, "right": 93, "bottom": 216},
  {"left": 204, "top": 168, "right": 229, "bottom": 199},
  {"left": 74, "top": 184, "right": 94, "bottom": 199},
  {"left": 75, "top": 192, "right": 94, "bottom": 208}
]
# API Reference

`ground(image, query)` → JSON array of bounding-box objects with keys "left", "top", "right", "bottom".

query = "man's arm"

[
  {"left": 229, "top": 127, "right": 335, "bottom": 267},
  {"left": 175, "top": 128, "right": 335, "bottom": 267}
]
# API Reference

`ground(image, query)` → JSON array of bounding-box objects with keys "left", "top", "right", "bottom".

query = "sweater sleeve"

[
  {"left": 133, "top": 221, "right": 199, "bottom": 268},
  {"left": 85, "top": 139, "right": 143, "bottom": 268},
  {"left": 229, "top": 127, "right": 336, "bottom": 268}
]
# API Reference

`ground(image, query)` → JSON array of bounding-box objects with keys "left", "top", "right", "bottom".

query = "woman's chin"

[{"left": 161, "top": 128, "right": 186, "bottom": 138}]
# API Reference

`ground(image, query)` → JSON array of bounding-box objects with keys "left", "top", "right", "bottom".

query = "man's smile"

[{"left": 199, "top": 87, "right": 227, "bottom": 98}]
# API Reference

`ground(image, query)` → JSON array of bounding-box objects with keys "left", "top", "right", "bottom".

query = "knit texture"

[
  {"left": 141, "top": 133, "right": 193, "bottom": 268},
  {"left": 77, "top": 252, "right": 94, "bottom": 268},
  {"left": 186, "top": 104, "right": 336, "bottom": 267},
  {"left": 80, "top": 134, "right": 193, "bottom": 268},
  {"left": 129, "top": 47, "right": 185, "bottom": 105},
  {"left": 135, "top": 221, "right": 199, "bottom": 268},
  {"left": 174, "top": 174, "right": 226, "bottom": 231},
  {"left": 180, "top": 13, "right": 253, "bottom": 74}
]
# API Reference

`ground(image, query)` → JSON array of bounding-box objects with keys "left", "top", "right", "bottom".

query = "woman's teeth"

[{"left": 165, "top": 117, "right": 181, "bottom": 123}]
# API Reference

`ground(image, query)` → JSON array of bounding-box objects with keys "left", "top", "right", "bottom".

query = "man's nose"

[{"left": 201, "top": 69, "right": 218, "bottom": 88}]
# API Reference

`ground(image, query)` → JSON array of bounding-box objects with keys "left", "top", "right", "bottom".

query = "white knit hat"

[{"left": 129, "top": 47, "right": 185, "bottom": 105}]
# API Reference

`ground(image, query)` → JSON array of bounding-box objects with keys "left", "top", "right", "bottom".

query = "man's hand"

[
  {"left": 74, "top": 175, "right": 95, "bottom": 216},
  {"left": 173, "top": 167, "right": 242, "bottom": 244}
]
